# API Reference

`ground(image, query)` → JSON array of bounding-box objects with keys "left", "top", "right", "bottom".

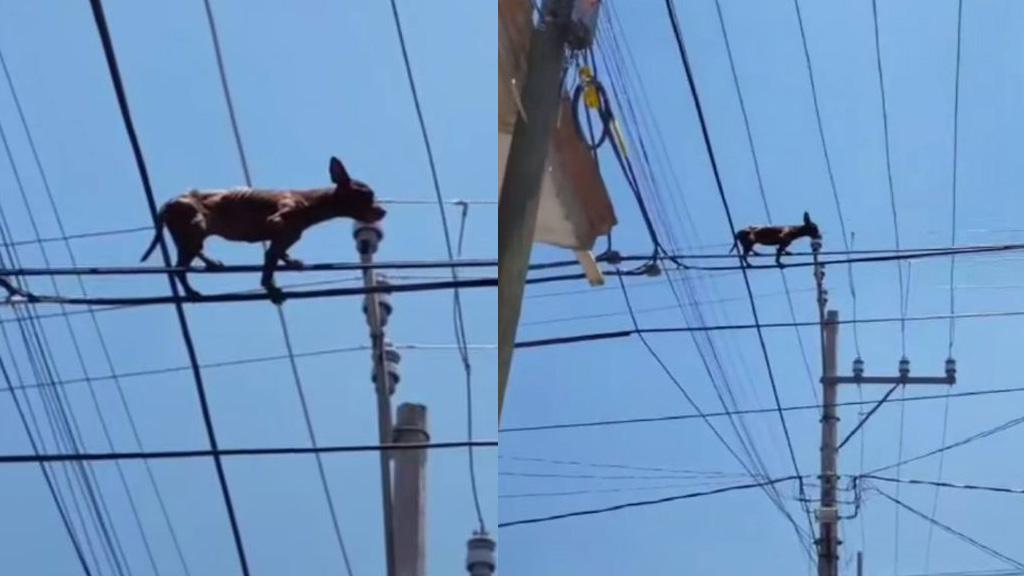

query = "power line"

[
  {"left": 864, "top": 475, "right": 1024, "bottom": 497},
  {"left": 929, "top": 2, "right": 966, "bottom": 573},
  {"left": 498, "top": 475, "right": 802, "bottom": 529},
  {"left": 0, "top": 343, "right": 494, "bottom": 396},
  {"left": 86, "top": 1, "right": 251, "bottom": 574},
  {"left": 866, "top": 413, "right": 1024, "bottom": 476},
  {"left": 0, "top": 440, "right": 497, "bottom": 464},
  {"left": 0, "top": 257, "right": 497, "bottom": 277},
  {"left": 515, "top": 307, "right": 1024, "bottom": 349},
  {"left": 873, "top": 489, "right": 1024, "bottom": 572},
  {"left": 500, "top": 385, "right": 1024, "bottom": 434},
  {"left": 663, "top": 0, "right": 816, "bottom": 551},
  {"left": 3, "top": 276, "right": 496, "bottom": 307}
]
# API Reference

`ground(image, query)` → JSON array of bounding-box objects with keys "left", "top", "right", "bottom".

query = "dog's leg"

[
  {"left": 262, "top": 232, "right": 302, "bottom": 305},
  {"left": 174, "top": 247, "right": 202, "bottom": 298}
]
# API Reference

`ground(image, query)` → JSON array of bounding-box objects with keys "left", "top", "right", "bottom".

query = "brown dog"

[
  {"left": 140, "top": 156, "right": 386, "bottom": 303},
  {"left": 728, "top": 211, "right": 821, "bottom": 267}
]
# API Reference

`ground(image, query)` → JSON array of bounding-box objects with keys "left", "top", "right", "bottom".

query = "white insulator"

[
  {"left": 353, "top": 220, "right": 384, "bottom": 255},
  {"left": 898, "top": 355, "right": 910, "bottom": 379},
  {"left": 362, "top": 275, "right": 393, "bottom": 326},
  {"left": 852, "top": 357, "right": 865, "bottom": 379},
  {"left": 945, "top": 357, "right": 957, "bottom": 381},
  {"left": 466, "top": 532, "right": 496, "bottom": 576},
  {"left": 371, "top": 341, "right": 402, "bottom": 394}
]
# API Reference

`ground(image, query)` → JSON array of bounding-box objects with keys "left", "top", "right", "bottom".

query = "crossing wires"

[
  {"left": 86, "top": 1, "right": 252, "bottom": 574},
  {"left": 663, "top": 0, "right": 814, "bottom": 543},
  {"left": 387, "top": 0, "right": 487, "bottom": 535},
  {"left": 927, "top": 2, "right": 966, "bottom": 573},
  {"left": 199, "top": 2, "right": 356, "bottom": 573}
]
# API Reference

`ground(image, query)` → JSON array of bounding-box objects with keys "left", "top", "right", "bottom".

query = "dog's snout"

[{"left": 372, "top": 205, "right": 387, "bottom": 221}]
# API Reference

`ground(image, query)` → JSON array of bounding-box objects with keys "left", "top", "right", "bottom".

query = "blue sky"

[
  {"left": 501, "top": 1, "right": 1024, "bottom": 575},
  {"left": 0, "top": 1, "right": 495, "bottom": 575}
]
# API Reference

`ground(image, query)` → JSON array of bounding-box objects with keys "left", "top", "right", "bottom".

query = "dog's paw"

[
  {"left": 284, "top": 258, "right": 305, "bottom": 269},
  {"left": 266, "top": 286, "right": 286, "bottom": 305},
  {"left": 206, "top": 259, "right": 226, "bottom": 270}
]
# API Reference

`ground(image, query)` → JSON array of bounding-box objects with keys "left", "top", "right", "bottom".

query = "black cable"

[
  {"left": 837, "top": 384, "right": 899, "bottom": 450},
  {"left": 711, "top": 0, "right": 820, "bottom": 411},
  {"left": 498, "top": 475, "right": 802, "bottom": 529},
  {"left": 500, "top": 385, "right": 1024, "bottom": 434},
  {"left": 85, "top": 2, "right": 251, "bottom": 574},
  {"left": 613, "top": 272, "right": 814, "bottom": 552},
  {"left": 0, "top": 257, "right": 497, "bottom": 277},
  {"left": 0, "top": 439, "right": 497, "bottom": 464},
  {"left": 866, "top": 413, "right": 1024, "bottom": 476},
  {"left": 872, "top": 489, "right": 1024, "bottom": 572},
  {"left": 515, "top": 307, "right": 1024, "bottom": 349},
  {"left": 865, "top": 475, "right": 1024, "bottom": 496},
  {"left": 5, "top": 276, "right": 496, "bottom": 306}
]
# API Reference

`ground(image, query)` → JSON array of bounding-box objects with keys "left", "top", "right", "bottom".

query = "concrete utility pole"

[
  {"left": 857, "top": 551, "right": 863, "bottom": 576},
  {"left": 356, "top": 220, "right": 400, "bottom": 576},
  {"left": 392, "top": 403, "right": 429, "bottom": 576},
  {"left": 497, "top": 0, "right": 601, "bottom": 422},
  {"left": 812, "top": 242, "right": 956, "bottom": 576}
]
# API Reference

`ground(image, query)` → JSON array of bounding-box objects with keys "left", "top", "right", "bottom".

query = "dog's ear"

[
  {"left": 803, "top": 211, "right": 811, "bottom": 225},
  {"left": 329, "top": 156, "right": 352, "bottom": 189}
]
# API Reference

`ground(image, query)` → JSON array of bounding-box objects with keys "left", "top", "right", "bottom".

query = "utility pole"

[
  {"left": 819, "top": 308, "right": 840, "bottom": 576},
  {"left": 355, "top": 220, "right": 400, "bottom": 576},
  {"left": 393, "top": 403, "right": 428, "bottom": 576},
  {"left": 811, "top": 241, "right": 956, "bottom": 576},
  {"left": 498, "top": 0, "right": 602, "bottom": 422},
  {"left": 857, "top": 551, "right": 863, "bottom": 576}
]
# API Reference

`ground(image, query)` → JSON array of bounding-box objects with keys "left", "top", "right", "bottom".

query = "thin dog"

[
  {"left": 140, "top": 156, "right": 386, "bottom": 304},
  {"left": 728, "top": 211, "right": 821, "bottom": 267}
]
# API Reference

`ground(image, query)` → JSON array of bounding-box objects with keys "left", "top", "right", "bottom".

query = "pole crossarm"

[
  {"left": 0, "top": 440, "right": 497, "bottom": 465},
  {"left": 828, "top": 375, "right": 955, "bottom": 386}
]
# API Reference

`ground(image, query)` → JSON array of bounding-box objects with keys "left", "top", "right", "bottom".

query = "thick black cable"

[
  {"left": 85, "top": 2, "right": 251, "bottom": 574},
  {"left": 0, "top": 440, "right": 496, "bottom": 464},
  {"left": 515, "top": 307, "right": 1024, "bottom": 349},
  {"left": 838, "top": 384, "right": 899, "bottom": 450},
  {"left": 3, "top": 276, "right": 495, "bottom": 307},
  {"left": 498, "top": 475, "right": 802, "bottom": 529}
]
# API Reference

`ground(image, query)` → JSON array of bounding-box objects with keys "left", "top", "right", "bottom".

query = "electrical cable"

[
  {"left": 866, "top": 413, "right": 1024, "bottom": 476},
  {"left": 86, "top": 1, "right": 252, "bottom": 573},
  {"left": 929, "top": 3, "right": 966, "bottom": 572},
  {"left": 0, "top": 439, "right": 497, "bottom": 464},
  {"left": 872, "top": 489, "right": 1024, "bottom": 572},
  {"left": 710, "top": 0, "right": 820, "bottom": 411},
  {"left": 386, "top": 0, "right": 486, "bottom": 533},
  {"left": 498, "top": 475, "right": 803, "bottom": 529},
  {"left": 499, "top": 385, "right": 1024, "bottom": 434},
  {"left": 515, "top": 307, "right": 1024, "bottom": 349},
  {"left": 613, "top": 271, "right": 814, "bottom": 555},
  {"left": 590, "top": 19, "right": 794, "bottom": 531},
  {"left": 200, "top": 2, "right": 356, "bottom": 572},
  {"left": 662, "top": 0, "right": 813, "bottom": 541}
]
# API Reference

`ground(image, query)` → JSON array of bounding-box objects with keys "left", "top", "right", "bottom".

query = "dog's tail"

[
  {"left": 727, "top": 229, "right": 741, "bottom": 254},
  {"left": 139, "top": 202, "right": 169, "bottom": 262}
]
